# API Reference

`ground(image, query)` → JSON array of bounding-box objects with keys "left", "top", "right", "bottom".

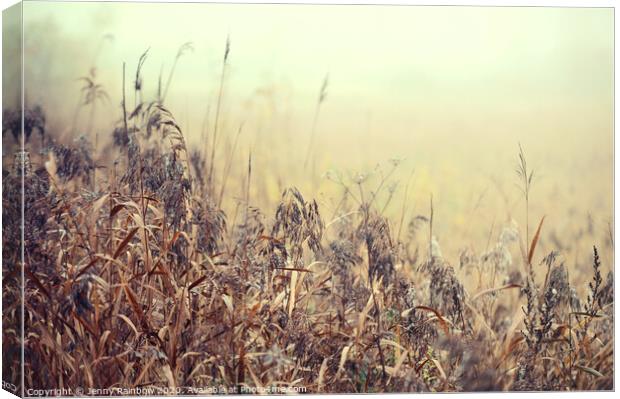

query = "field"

[{"left": 2, "top": 3, "right": 614, "bottom": 395}]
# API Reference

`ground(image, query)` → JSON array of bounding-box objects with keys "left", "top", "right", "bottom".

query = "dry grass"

[{"left": 1, "top": 46, "right": 614, "bottom": 394}]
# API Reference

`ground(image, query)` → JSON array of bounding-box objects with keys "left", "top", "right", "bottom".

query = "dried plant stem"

[
  {"left": 217, "top": 123, "right": 243, "bottom": 207},
  {"left": 130, "top": 58, "right": 152, "bottom": 293},
  {"left": 303, "top": 100, "right": 322, "bottom": 170},
  {"left": 208, "top": 37, "right": 230, "bottom": 196},
  {"left": 516, "top": 143, "right": 534, "bottom": 268},
  {"left": 122, "top": 63, "right": 129, "bottom": 142},
  {"left": 303, "top": 74, "right": 328, "bottom": 170},
  {"left": 429, "top": 194, "right": 434, "bottom": 258},
  {"left": 161, "top": 42, "right": 193, "bottom": 103}
]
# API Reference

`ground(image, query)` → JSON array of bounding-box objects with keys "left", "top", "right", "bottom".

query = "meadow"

[{"left": 2, "top": 34, "right": 614, "bottom": 394}]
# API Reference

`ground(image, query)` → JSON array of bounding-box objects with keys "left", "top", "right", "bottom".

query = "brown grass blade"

[
  {"left": 415, "top": 305, "right": 450, "bottom": 335},
  {"left": 109, "top": 204, "right": 126, "bottom": 219},
  {"left": 188, "top": 275, "right": 207, "bottom": 291},
  {"left": 117, "top": 314, "right": 139, "bottom": 336},
  {"left": 527, "top": 215, "right": 545, "bottom": 265},
  {"left": 275, "top": 267, "right": 314, "bottom": 273},
  {"left": 25, "top": 269, "right": 51, "bottom": 300},
  {"left": 471, "top": 283, "right": 522, "bottom": 302},
  {"left": 113, "top": 227, "right": 139, "bottom": 259},
  {"left": 121, "top": 278, "right": 147, "bottom": 331},
  {"left": 75, "top": 256, "right": 100, "bottom": 278},
  {"left": 575, "top": 365, "right": 604, "bottom": 378}
]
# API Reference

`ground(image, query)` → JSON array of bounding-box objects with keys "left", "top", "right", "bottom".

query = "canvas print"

[{"left": 1, "top": 1, "right": 614, "bottom": 396}]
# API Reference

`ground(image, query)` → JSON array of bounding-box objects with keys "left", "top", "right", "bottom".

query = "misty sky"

[
  {"left": 15, "top": 3, "right": 614, "bottom": 189},
  {"left": 20, "top": 3, "right": 612, "bottom": 137}
]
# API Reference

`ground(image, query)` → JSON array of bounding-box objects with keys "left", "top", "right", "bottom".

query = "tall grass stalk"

[
  {"left": 516, "top": 143, "right": 535, "bottom": 268},
  {"left": 208, "top": 36, "right": 231, "bottom": 195},
  {"left": 303, "top": 74, "right": 328, "bottom": 170}
]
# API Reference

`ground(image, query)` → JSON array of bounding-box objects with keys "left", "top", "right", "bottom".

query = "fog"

[
  {"left": 21, "top": 3, "right": 612, "bottom": 140},
  {"left": 10, "top": 2, "right": 614, "bottom": 246}
]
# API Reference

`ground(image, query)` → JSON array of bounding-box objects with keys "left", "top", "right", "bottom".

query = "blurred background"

[{"left": 4, "top": 2, "right": 613, "bottom": 278}]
